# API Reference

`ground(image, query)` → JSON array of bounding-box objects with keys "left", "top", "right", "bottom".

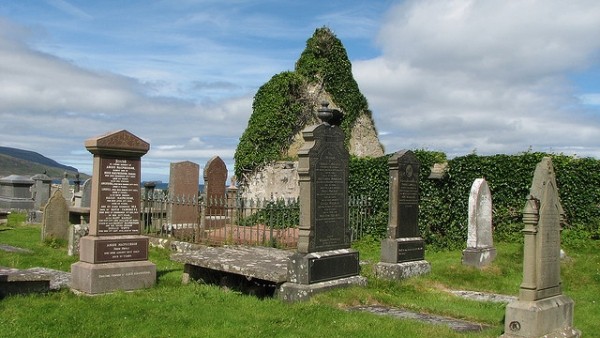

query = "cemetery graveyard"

[{"left": 1, "top": 105, "right": 590, "bottom": 337}]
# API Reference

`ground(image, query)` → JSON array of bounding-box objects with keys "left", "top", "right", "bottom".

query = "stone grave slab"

[{"left": 167, "top": 161, "right": 199, "bottom": 226}]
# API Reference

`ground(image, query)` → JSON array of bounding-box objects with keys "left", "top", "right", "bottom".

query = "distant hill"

[{"left": 0, "top": 146, "right": 86, "bottom": 181}]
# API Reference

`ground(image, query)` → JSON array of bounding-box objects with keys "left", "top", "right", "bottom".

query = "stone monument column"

[
  {"left": 375, "top": 150, "right": 431, "bottom": 280},
  {"left": 71, "top": 130, "right": 156, "bottom": 295},
  {"left": 501, "top": 157, "right": 579, "bottom": 337},
  {"left": 278, "top": 102, "right": 367, "bottom": 302}
]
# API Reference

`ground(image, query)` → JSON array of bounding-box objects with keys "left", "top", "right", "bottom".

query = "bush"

[{"left": 348, "top": 151, "right": 600, "bottom": 250}]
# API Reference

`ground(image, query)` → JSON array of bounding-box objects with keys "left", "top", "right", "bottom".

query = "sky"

[{"left": 1, "top": 0, "right": 600, "bottom": 183}]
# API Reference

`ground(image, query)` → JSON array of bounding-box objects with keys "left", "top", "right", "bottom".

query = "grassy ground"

[{"left": 1, "top": 220, "right": 598, "bottom": 338}]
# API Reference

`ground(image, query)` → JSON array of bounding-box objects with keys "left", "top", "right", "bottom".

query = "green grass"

[{"left": 1, "top": 221, "right": 598, "bottom": 337}]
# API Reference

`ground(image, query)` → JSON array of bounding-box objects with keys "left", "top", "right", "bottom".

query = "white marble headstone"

[{"left": 467, "top": 178, "right": 493, "bottom": 249}]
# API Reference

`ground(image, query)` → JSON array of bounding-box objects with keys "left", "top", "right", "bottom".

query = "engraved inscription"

[
  {"left": 313, "top": 148, "right": 347, "bottom": 250},
  {"left": 97, "top": 157, "right": 141, "bottom": 235},
  {"left": 94, "top": 238, "right": 148, "bottom": 263},
  {"left": 309, "top": 253, "right": 359, "bottom": 283}
]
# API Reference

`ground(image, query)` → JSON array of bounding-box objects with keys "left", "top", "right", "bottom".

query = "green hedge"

[{"left": 349, "top": 151, "right": 600, "bottom": 250}]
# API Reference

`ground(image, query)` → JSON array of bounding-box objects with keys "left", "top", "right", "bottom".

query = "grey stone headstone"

[
  {"left": 42, "top": 190, "right": 70, "bottom": 241},
  {"left": 61, "top": 173, "right": 71, "bottom": 203},
  {"left": 71, "top": 129, "right": 156, "bottom": 295},
  {"left": 501, "top": 157, "right": 580, "bottom": 338},
  {"left": 279, "top": 102, "right": 365, "bottom": 302},
  {"left": 204, "top": 156, "right": 227, "bottom": 216},
  {"left": 31, "top": 174, "right": 52, "bottom": 210},
  {"left": 80, "top": 178, "right": 92, "bottom": 208},
  {"left": 376, "top": 150, "right": 430, "bottom": 279},
  {"left": 462, "top": 178, "right": 496, "bottom": 268},
  {"left": 167, "top": 161, "right": 200, "bottom": 225}
]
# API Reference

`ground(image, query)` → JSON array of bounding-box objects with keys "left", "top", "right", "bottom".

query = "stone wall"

[{"left": 240, "top": 161, "right": 300, "bottom": 201}]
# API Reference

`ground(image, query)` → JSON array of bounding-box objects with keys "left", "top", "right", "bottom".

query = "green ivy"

[
  {"left": 296, "top": 27, "right": 372, "bottom": 144},
  {"left": 235, "top": 27, "right": 379, "bottom": 179},
  {"left": 349, "top": 151, "right": 600, "bottom": 250},
  {"left": 234, "top": 72, "right": 307, "bottom": 178}
]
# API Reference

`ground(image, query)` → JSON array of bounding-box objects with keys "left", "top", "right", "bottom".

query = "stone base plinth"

[
  {"left": 287, "top": 249, "right": 360, "bottom": 284},
  {"left": 70, "top": 260, "right": 156, "bottom": 295},
  {"left": 375, "top": 260, "right": 431, "bottom": 280},
  {"left": 277, "top": 275, "right": 367, "bottom": 302},
  {"left": 461, "top": 247, "right": 496, "bottom": 268},
  {"left": 501, "top": 295, "right": 580, "bottom": 338},
  {"left": 380, "top": 237, "right": 425, "bottom": 263}
]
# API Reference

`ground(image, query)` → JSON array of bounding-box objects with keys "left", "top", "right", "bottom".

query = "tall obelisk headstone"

[
  {"left": 501, "top": 157, "right": 579, "bottom": 337},
  {"left": 279, "top": 102, "right": 367, "bottom": 302},
  {"left": 462, "top": 178, "right": 496, "bottom": 268},
  {"left": 375, "top": 150, "right": 431, "bottom": 279},
  {"left": 71, "top": 130, "right": 156, "bottom": 294}
]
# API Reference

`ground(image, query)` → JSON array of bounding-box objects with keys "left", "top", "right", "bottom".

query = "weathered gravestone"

[
  {"left": 71, "top": 130, "right": 156, "bottom": 295},
  {"left": 41, "top": 190, "right": 70, "bottom": 241},
  {"left": 167, "top": 161, "right": 200, "bottom": 226},
  {"left": 376, "top": 150, "right": 431, "bottom": 280},
  {"left": 0, "top": 175, "right": 35, "bottom": 210},
  {"left": 501, "top": 157, "right": 580, "bottom": 337},
  {"left": 462, "top": 178, "right": 496, "bottom": 268},
  {"left": 31, "top": 173, "right": 52, "bottom": 210},
  {"left": 204, "top": 156, "right": 228, "bottom": 216},
  {"left": 80, "top": 178, "right": 92, "bottom": 208},
  {"left": 61, "top": 172, "right": 71, "bottom": 203},
  {"left": 278, "top": 102, "right": 367, "bottom": 302}
]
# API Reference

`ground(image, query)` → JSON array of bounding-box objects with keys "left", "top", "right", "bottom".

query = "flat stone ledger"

[
  {"left": 71, "top": 130, "right": 155, "bottom": 295},
  {"left": 501, "top": 295, "right": 580, "bottom": 338}
]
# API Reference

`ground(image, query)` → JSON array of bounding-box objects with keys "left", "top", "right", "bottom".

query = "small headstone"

[
  {"left": 461, "top": 178, "right": 496, "bottom": 268},
  {"left": 71, "top": 130, "right": 156, "bottom": 295},
  {"left": 31, "top": 173, "right": 52, "bottom": 210},
  {"left": 376, "top": 150, "right": 431, "bottom": 280},
  {"left": 68, "top": 223, "right": 89, "bottom": 256},
  {"left": 204, "top": 156, "right": 228, "bottom": 216},
  {"left": 80, "top": 178, "right": 92, "bottom": 208},
  {"left": 167, "top": 161, "right": 200, "bottom": 226},
  {"left": 41, "top": 190, "right": 70, "bottom": 241},
  {"left": 279, "top": 102, "right": 366, "bottom": 302},
  {"left": 501, "top": 157, "right": 580, "bottom": 337},
  {"left": 61, "top": 172, "right": 71, "bottom": 203}
]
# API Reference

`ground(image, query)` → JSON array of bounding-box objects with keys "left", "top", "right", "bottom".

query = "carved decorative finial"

[{"left": 317, "top": 101, "right": 343, "bottom": 126}]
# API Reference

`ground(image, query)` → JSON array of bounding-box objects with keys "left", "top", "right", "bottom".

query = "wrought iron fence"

[{"left": 141, "top": 190, "right": 372, "bottom": 249}]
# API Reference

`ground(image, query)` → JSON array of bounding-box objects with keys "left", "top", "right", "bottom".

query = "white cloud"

[{"left": 355, "top": 0, "right": 600, "bottom": 158}]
